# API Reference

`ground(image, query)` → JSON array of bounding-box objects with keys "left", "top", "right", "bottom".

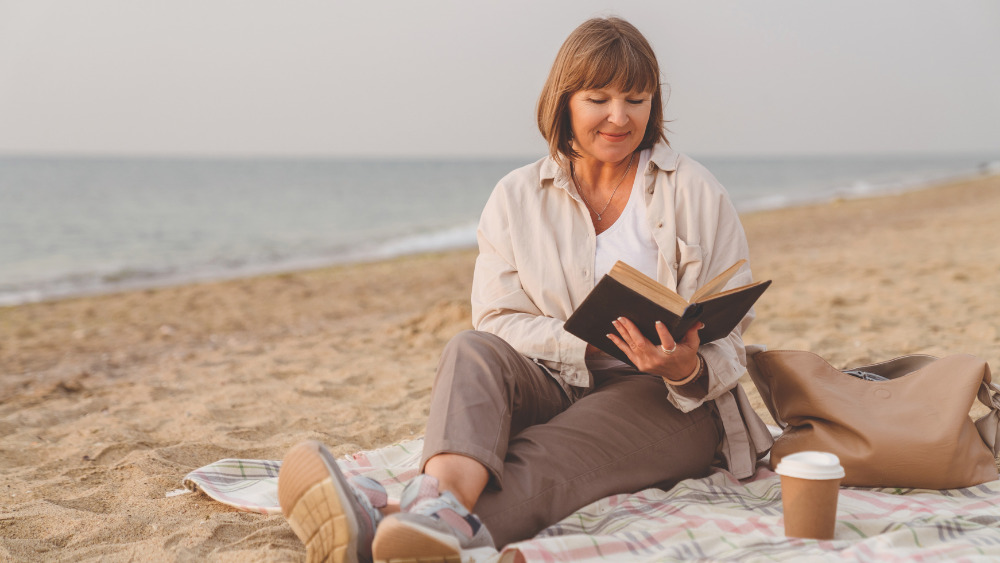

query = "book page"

[
  {"left": 690, "top": 259, "right": 747, "bottom": 303},
  {"left": 698, "top": 279, "right": 770, "bottom": 303},
  {"left": 608, "top": 261, "right": 688, "bottom": 315}
]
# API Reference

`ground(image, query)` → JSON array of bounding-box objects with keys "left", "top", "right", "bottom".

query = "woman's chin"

[
  {"left": 575, "top": 145, "right": 637, "bottom": 165},
  {"left": 597, "top": 148, "right": 638, "bottom": 164}
]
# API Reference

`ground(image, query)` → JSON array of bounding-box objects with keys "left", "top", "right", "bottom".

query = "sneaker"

[
  {"left": 371, "top": 474, "right": 494, "bottom": 562},
  {"left": 278, "top": 440, "right": 387, "bottom": 563}
]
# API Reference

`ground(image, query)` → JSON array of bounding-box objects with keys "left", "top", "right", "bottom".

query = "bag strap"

[
  {"left": 744, "top": 344, "right": 786, "bottom": 428},
  {"left": 853, "top": 354, "right": 938, "bottom": 380},
  {"left": 975, "top": 380, "right": 1000, "bottom": 456}
]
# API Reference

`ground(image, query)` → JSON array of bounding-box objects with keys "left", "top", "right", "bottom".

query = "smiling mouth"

[{"left": 600, "top": 131, "right": 630, "bottom": 141}]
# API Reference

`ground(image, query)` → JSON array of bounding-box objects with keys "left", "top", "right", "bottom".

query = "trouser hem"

[{"left": 421, "top": 439, "right": 507, "bottom": 489}]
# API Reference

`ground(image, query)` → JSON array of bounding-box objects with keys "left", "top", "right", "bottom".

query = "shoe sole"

[
  {"left": 278, "top": 440, "right": 362, "bottom": 563},
  {"left": 371, "top": 516, "right": 461, "bottom": 563}
]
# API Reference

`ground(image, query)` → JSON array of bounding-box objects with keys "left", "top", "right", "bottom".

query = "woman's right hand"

[{"left": 607, "top": 317, "right": 704, "bottom": 382}]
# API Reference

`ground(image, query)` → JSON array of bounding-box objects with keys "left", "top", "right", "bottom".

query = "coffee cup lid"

[{"left": 775, "top": 451, "right": 845, "bottom": 480}]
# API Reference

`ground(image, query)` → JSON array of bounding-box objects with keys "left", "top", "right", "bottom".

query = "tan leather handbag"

[{"left": 746, "top": 346, "right": 1000, "bottom": 489}]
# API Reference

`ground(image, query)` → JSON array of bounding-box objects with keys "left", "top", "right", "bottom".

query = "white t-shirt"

[{"left": 593, "top": 149, "right": 658, "bottom": 286}]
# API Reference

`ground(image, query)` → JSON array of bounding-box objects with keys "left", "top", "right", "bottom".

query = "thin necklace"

[{"left": 571, "top": 152, "right": 635, "bottom": 221}]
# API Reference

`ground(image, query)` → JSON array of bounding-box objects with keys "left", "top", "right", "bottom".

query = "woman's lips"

[{"left": 599, "top": 131, "right": 630, "bottom": 142}]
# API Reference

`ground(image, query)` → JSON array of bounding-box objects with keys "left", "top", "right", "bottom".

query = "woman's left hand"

[{"left": 607, "top": 317, "right": 703, "bottom": 382}]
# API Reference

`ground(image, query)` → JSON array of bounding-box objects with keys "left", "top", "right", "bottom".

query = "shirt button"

[
  {"left": 656, "top": 222, "right": 663, "bottom": 228},
  {"left": 672, "top": 262, "right": 679, "bottom": 270},
  {"left": 583, "top": 269, "right": 589, "bottom": 278},
  {"left": 646, "top": 186, "right": 654, "bottom": 194}
]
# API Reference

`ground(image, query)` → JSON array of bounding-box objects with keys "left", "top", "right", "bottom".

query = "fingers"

[
  {"left": 620, "top": 318, "right": 702, "bottom": 352},
  {"left": 654, "top": 321, "right": 676, "bottom": 353},
  {"left": 605, "top": 331, "right": 637, "bottom": 365},
  {"left": 611, "top": 317, "right": 644, "bottom": 349},
  {"left": 606, "top": 317, "right": 705, "bottom": 381},
  {"left": 608, "top": 317, "right": 642, "bottom": 365},
  {"left": 681, "top": 322, "right": 704, "bottom": 349},
  {"left": 608, "top": 317, "right": 681, "bottom": 364},
  {"left": 607, "top": 317, "right": 705, "bottom": 379}
]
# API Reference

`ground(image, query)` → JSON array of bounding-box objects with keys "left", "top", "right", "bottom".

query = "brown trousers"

[{"left": 421, "top": 331, "right": 720, "bottom": 547}]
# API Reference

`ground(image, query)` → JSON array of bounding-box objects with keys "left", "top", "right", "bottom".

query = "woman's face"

[{"left": 568, "top": 87, "right": 652, "bottom": 165}]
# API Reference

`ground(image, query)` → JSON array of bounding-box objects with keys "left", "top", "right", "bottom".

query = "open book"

[{"left": 563, "top": 259, "right": 770, "bottom": 366}]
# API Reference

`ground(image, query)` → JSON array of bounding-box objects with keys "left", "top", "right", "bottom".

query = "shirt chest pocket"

[{"left": 675, "top": 240, "right": 703, "bottom": 299}]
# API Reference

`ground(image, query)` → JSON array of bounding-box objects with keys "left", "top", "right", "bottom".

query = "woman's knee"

[
  {"left": 443, "top": 330, "right": 507, "bottom": 357},
  {"left": 440, "top": 330, "right": 521, "bottom": 374},
  {"left": 436, "top": 330, "right": 514, "bottom": 388},
  {"left": 436, "top": 330, "right": 559, "bottom": 415}
]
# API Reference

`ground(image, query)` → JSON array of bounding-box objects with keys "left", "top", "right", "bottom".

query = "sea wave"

[
  {"left": 0, "top": 223, "right": 480, "bottom": 306},
  {"left": 731, "top": 166, "right": 991, "bottom": 213},
  {"left": 370, "top": 222, "right": 478, "bottom": 259},
  {"left": 1, "top": 154, "right": 995, "bottom": 306}
]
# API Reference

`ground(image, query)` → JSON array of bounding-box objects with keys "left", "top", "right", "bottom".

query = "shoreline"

[
  {"left": 2, "top": 173, "right": 1000, "bottom": 561},
  {"left": 732, "top": 167, "right": 995, "bottom": 213},
  {"left": 2, "top": 163, "right": 995, "bottom": 308}
]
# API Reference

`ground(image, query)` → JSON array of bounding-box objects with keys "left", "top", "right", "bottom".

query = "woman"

[{"left": 277, "top": 16, "right": 772, "bottom": 562}]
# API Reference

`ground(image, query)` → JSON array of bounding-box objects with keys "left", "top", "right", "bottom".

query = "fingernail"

[
  {"left": 617, "top": 317, "right": 625, "bottom": 322},
  {"left": 656, "top": 321, "right": 664, "bottom": 326},
  {"left": 606, "top": 334, "right": 614, "bottom": 340}
]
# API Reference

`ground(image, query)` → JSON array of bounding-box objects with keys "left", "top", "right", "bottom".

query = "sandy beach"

[{"left": 2, "top": 172, "right": 999, "bottom": 561}]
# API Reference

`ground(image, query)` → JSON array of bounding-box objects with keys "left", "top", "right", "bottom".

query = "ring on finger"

[{"left": 660, "top": 343, "right": 677, "bottom": 355}]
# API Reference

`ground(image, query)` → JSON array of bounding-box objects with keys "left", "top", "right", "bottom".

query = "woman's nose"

[{"left": 607, "top": 101, "right": 628, "bottom": 126}]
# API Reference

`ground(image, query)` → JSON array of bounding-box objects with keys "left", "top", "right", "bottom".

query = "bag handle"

[
  {"left": 744, "top": 344, "right": 785, "bottom": 428},
  {"left": 975, "top": 380, "right": 1000, "bottom": 456}
]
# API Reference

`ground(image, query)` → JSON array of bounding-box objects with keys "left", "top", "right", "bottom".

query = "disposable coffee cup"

[{"left": 774, "top": 451, "right": 845, "bottom": 540}]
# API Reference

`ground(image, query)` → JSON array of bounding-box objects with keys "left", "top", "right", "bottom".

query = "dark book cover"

[{"left": 564, "top": 276, "right": 771, "bottom": 367}]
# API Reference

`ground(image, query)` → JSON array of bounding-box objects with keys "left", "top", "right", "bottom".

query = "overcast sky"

[{"left": 1, "top": 0, "right": 998, "bottom": 158}]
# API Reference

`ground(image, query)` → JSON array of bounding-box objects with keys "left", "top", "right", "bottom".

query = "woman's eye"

[
  {"left": 588, "top": 98, "right": 608, "bottom": 104},
  {"left": 627, "top": 98, "right": 647, "bottom": 105}
]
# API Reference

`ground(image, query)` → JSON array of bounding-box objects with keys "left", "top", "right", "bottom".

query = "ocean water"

[{"left": 0, "top": 153, "right": 996, "bottom": 306}]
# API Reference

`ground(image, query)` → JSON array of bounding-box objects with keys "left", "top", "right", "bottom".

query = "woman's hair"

[{"left": 537, "top": 17, "right": 667, "bottom": 162}]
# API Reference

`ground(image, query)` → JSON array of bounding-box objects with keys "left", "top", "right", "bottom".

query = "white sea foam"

[{"left": 371, "top": 222, "right": 478, "bottom": 259}]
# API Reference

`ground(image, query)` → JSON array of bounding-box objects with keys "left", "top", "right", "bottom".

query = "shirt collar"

[{"left": 539, "top": 141, "right": 679, "bottom": 191}]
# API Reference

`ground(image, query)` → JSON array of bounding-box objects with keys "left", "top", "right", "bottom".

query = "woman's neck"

[
  {"left": 571, "top": 153, "right": 635, "bottom": 191},
  {"left": 569, "top": 151, "right": 639, "bottom": 229}
]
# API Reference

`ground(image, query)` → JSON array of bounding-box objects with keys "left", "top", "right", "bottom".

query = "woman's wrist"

[{"left": 663, "top": 353, "right": 705, "bottom": 386}]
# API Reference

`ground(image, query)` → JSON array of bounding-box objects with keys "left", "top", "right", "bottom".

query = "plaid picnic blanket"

[
  {"left": 183, "top": 439, "right": 424, "bottom": 516},
  {"left": 183, "top": 439, "right": 1000, "bottom": 562}
]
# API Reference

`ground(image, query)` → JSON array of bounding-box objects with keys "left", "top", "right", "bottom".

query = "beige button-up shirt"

[{"left": 471, "top": 141, "right": 772, "bottom": 478}]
